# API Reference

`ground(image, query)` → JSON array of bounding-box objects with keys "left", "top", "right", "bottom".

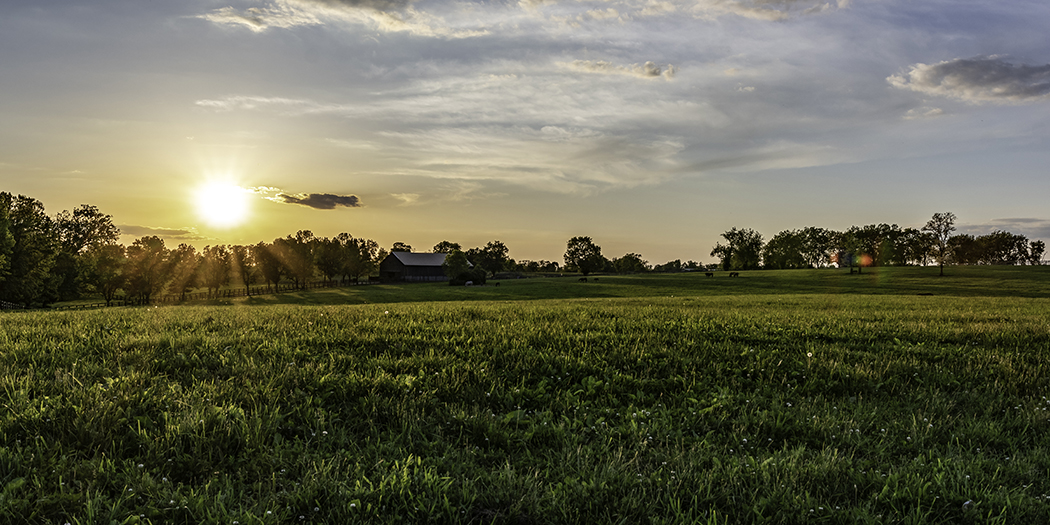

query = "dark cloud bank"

[{"left": 277, "top": 193, "right": 361, "bottom": 209}]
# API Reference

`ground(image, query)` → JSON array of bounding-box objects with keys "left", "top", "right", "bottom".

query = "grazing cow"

[
  {"left": 593, "top": 278, "right": 599, "bottom": 282},
  {"left": 705, "top": 272, "right": 714, "bottom": 277},
  {"left": 579, "top": 277, "right": 588, "bottom": 282},
  {"left": 465, "top": 281, "right": 474, "bottom": 286},
  {"left": 494, "top": 282, "right": 500, "bottom": 287},
  {"left": 729, "top": 272, "right": 739, "bottom": 277}
]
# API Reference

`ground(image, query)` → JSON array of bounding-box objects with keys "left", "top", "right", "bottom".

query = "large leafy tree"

[
  {"left": 199, "top": 245, "right": 231, "bottom": 297},
  {"left": 125, "top": 236, "right": 169, "bottom": 303},
  {"left": 923, "top": 212, "right": 956, "bottom": 276},
  {"left": 252, "top": 242, "right": 283, "bottom": 291},
  {"left": 467, "top": 240, "right": 510, "bottom": 278},
  {"left": 612, "top": 252, "right": 649, "bottom": 273},
  {"left": 81, "top": 243, "right": 127, "bottom": 306},
  {"left": 229, "top": 244, "right": 256, "bottom": 295},
  {"left": 711, "top": 227, "right": 763, "bottom": 271},
  {"left": 274, "top": 231, "right": 315, "bottom": 289},
  {"left": 313, "top": 236, "right": 344, "bottom": 283},
  {"left": 1029, "top": 240, "right": 1046, "bottom": 266},
  {"left": 167, "top": 243, "right": 200, "bottom": 300},
  {"left": 341, "top": 235, "right": 380, "bottom": 282},
  {"left": 564, "top": 236, "right": 604, "bottom": 276},
  {"left": 51, "top": 205, "right": 121, "bottom": 300},
  {"left": 0, "top": 196, "right": 16, "bottom": 287},
  {"left": 442, "top": 249, "right": 471, "bottom": 278},
  {"left": 432, "top": 240, "right": 461, "bottom": 254},
  {"left": 0, "top": 193, "right": 59, "bottom": 307},
  {"left": 762, "top": 230, "right": 807, "bottom": 270}
]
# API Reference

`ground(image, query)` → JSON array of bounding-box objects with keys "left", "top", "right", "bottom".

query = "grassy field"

[
  {"left": 178, "top": 265, "right": 1050, "bottom": 307},
  {"left": 3, "top": 267, "right": 1050, "bottom": 524}
]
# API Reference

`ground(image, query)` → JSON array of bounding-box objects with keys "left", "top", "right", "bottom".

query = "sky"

[{"left": 2, "top": 0, "right": 1048, "bottom": 264}]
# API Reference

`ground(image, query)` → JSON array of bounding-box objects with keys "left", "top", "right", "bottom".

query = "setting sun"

[{"left": 195, "top": 182, "right": 250, "bottom": 228}]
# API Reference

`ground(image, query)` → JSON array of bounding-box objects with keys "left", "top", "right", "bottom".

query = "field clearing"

[
  {"left": 3, "top": 268, "right": 1050, "bottom": 523},
  {"left": 170, "top": 265, "right": 1050, "bottom": 308}
]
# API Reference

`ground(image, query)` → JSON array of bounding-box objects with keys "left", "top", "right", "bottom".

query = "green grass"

[
  {"left": 3, "top": 267, "right": 1050, "bottom": 524},
  {"left": 178, "top": 265, "right": 1050, "bottom": 307}
]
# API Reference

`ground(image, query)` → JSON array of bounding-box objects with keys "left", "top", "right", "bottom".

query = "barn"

[{"left": 379, "top": 252, "right": 449, "bottom": 282}]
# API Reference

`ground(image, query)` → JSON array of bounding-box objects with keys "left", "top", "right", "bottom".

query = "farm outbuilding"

[{"left": 379, "top": 252, "right": 450, "bottom": 282}]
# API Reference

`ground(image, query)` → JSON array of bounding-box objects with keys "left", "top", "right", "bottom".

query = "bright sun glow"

[{"left": 195, "top": 182, "right": 250, "bottom": 228}]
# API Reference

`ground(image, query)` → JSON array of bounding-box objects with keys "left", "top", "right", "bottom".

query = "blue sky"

[{"left": 2, "top": 0, "right": 1048, "bottom": 263}]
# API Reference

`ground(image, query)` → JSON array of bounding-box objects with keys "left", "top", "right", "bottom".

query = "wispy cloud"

[
  {"left": 117, "top": 225, "right": 207, "bottom": 241},
  {"left": 889, "top": 56, "right": 1050, "bottom": 103},
  {"left": 197, "top": 4, "right": 321, "bottom": 32},
  {"left": 195, "top": 96, "right": 356, "bottom": 115},
  {"left": 562, "top": 60, "right": 677, "bottom": 80},
  {"left": 198, "top": 0, "right": 487, "bottom": 38},
  {"left": 960, "top": 218, "right": 1050, "bottom": 241},
  {"left": 903, "top": 106, "right": 944, "bottom": 120},
  {"left": 689, "top": 0, "right": 852, "bottom": 21}
]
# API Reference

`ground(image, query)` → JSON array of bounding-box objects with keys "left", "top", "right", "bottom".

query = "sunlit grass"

[{"left": 4, "top": 283, "right": 1050, "bottom": 523}]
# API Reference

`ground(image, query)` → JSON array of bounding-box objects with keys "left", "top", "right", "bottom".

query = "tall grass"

[{"left": 3, "top": 280, "right": 1050, "bottom": 522}]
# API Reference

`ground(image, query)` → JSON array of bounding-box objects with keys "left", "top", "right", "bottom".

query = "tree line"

[
  {"left": 2, "top": 194, "right": 1045, "bottom": 308},
  {"left": 0, "top": 193, "right": 390, "bottom": 308},
  {"left": 708, "top": 213, "right": 1045, "bottom": 272}
]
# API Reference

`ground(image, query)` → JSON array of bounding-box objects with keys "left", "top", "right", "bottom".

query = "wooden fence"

[{"left": 4, "top": 279, "right": 379, "bottom": 313}]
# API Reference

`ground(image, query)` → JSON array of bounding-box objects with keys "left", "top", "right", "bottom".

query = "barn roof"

[{"left": 389, "top": 252, "right": 448, "bottom": 267}]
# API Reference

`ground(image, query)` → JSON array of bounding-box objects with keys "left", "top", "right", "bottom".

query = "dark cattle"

[
  {"left": 705, "top": 272, "right": 714, "bottom": 277},
  {"left": 494, "top": 282, "right": 500, "bottom": 287},
  {"left": 729, "top": 272, "right": 740, "bottom": 277},
  {"left": 593, "top": 278, "right": 599, "bottom": 282},
  {"left": 579, "top": 277, "right": 588, "bottom": 282}
]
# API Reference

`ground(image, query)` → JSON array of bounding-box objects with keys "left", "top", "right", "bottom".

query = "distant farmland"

[{"left": 3, "top": 267, "right": 1050, "bottom": 524}]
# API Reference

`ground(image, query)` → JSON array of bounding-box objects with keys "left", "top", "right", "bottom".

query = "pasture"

[{"left": 3, "top": 267, "right": 1050, "bottom": 523}]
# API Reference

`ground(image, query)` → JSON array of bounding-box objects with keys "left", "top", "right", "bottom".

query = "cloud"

[
  {"left": 117, "top": 225, "right": 206, "bottom": 241},
  {"left": 690, "top": 0, "right": 851, "bottom": 21},
  {"left": 197, "top": 4, "right": 321, "bottom": 32},
  {"left": 195, "top": 96, "right": 355, "bottom": 115},
  {"left": 275, "top": 193, "right": 362, "bottom": 209},
  {"left": 562, "top": 60, "right": 677, "bottom": 80},
  {"left": 391, "top": 193, "right": 420, "bottom": 205},
  {"left": 888, "top": 56, "right": 1050, "bottom": 103},
  {"left": 198, "top": 0, "right": 486, "bottom": 38},
  {"left": 297, "top": 0, "right": 413, "bottom": 12},
  {"left": 903, "top": 106, "right": 944, "bottom": 120},
  {"left": 960, "top": 218, "right": 1050, "bottom": 241}
]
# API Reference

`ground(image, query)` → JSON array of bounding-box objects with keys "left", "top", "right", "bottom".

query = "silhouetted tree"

[
  {"left": 391, "top": 242, "right": 412, "bottom": 252},
  {"left": 0, "top": 193, "right": 59, "bottom": 307},
  {"left": 711, "top": 227, "right": 763, "bottom": 270},
  {"left": 923, "top": 212, "right": 956, "bottom": 276},
  {"left": 432, "top": 240, "right": 461, "bottom": 254},
  {"left": 167, "top": 243, "right": 200, "bottom": 300},
  {"left": 230, "top": 244, "right": 256, "bottom": 295},
  {"left": 275, "top": 231, "right": 315, "bottom": 289},
  {"left": 199, "top": 245, "right": 230, "bottom": 298},
  {"left": 343, "top": 236, "right": 380, "bottom": 282},
  {"left": 467, "top": 240, "right": 510, "bottom": 278},
  {"left": 1029, "top": 240, "right": 1046, "bottom": 265},
  {"left": 564, "top": 236, "right": 604, "bottom": 276},
  {"left": 252, "top": 242, "right": 283, "bottom": 291},
  {"left": 81, "top": 243, "right": 126, "bottom": 306},
  {"left": 613, "top": 252, "right": 649, "bottom": 273},
  {"left": 125, "top": 236, "right": 168, "bottom": 304},
  {"left": 762, "top": 230, "right": 807, "bottom": 269},
  {"left": 313, "top": 237, "right": 344, "bottom": 283},
  {"left": 50, "top": 205, "right": 121, "bottom": 300}
]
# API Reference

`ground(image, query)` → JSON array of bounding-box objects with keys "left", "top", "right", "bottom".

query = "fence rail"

[{"left": 3, "top": 279, "right": 379, "bottom": 313}]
